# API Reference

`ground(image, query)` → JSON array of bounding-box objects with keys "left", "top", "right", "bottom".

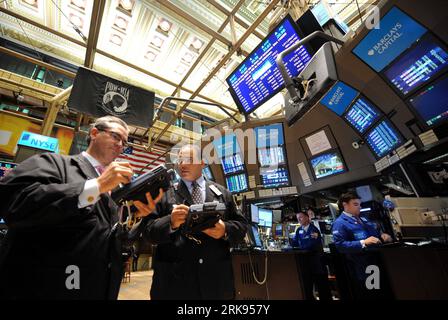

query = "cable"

[
  {"left": 50, "top": 0, "right": 87, "bottom": 42},
  {"left": 247, "top": 249, "right": 268, "bottom": 285}
]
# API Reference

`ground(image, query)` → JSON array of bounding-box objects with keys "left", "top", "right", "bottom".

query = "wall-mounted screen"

[
  {"left": 365, "top": 120, "right": 403, "bottom": 158},
  {"left": 221, "top": 153, "right": 245, "bottom": 175},
  {"left": 255, "top": 123, "right": 284, "bottom": 148},
  {"left": 352, "top": 7, "right": 427, "bottom": 72},
  {"left": 250, "top": 204, "right": 259, "bottom": 224},
  {"left": 407, "top": 75, "right": 448, "bottom": 128},
  {"left": 260, "top": 166, "right": 290, "bottom": 188},
  {"left": 258, "top": 146, "right": 286, "bottom": 167},
  {"left": 320, "top": 81, "right": 358, "bottom": 115},
  {"left": 226, "top": 15, "right": 312, "bottom": 115},
  {"left": 310, "top": 150, "right": 346, "bottom": 179},
  {"left": 383, "top": 33, "right": 448, "bottom": 96},
  {"left": 258, "top": 208, "right": 273, "bottom": 228},
  {"left": 212, "top": 133, "right": 241, "bottom": 158},
  {"left": 202, "top": 166, "right": 214, "bottom": 181},
  {"left": 344, "top": 97, "right": 381, "bottom": 134},
  {"left": 226, "top": 173, "right": 248, "bottom": 193}
]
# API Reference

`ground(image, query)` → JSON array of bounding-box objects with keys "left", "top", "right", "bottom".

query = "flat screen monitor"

[
  {"left": 258, "top": 146, "right": 286, "bottom": 167},
  {"left": 0, "top": 161, "right": 17, "bottom": 179},
  {"left": 250, "top": 204, "right": 259, "bottom": 224},
  {"left": 311, "top": 1, "right": 332, "bottom": 26},
  {"left": 226, "top": 15, "right": 312, "bottom": 115},
  {"left": 365, "top": 120, "right": 403, "bottom": 158},
  {"left": 251, "top": 225, "right": 263, "bottom": 248},
  {"left": 310, "top": 150, "right": 346, "bottom": 179},
  {"left": 221, "top": 153, "right": 245, "bottom": 175},
  {"left": 212, "top": 133, "right": 241, "bottom": 158},
  {"left": 320, "top": 81, "right": 358, "bottom": 115},
  {"left": 202, "top": 166, "right": 214, "bottom": 181},
  {"left": 260, "top": 166, "right": 290, "bottom": 188},
  {"left": 352, "top": 7, "right": 427, "bottom": 72},
  {"left": 344, "top": 97, "right": 381, "bottom": 134},
  {"left": 255, "top": 123, "right": 284, "bottom": 148},
  {"left": 407, "top": 74, "right": 448, "bottom": 128},
  {"left": 225, "top": 173, "right": 248, "bottom": 193},
  {"left": 275, "top": 224, "right": 283, "bottom": 237},
  {"left": 383, "top": 33, "right": 448, "bottom": 96},
  {"left": 258, "top": 208, "right": 273, "bottom": 228}
]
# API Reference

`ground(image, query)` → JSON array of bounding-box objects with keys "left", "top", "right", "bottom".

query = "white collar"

[
  {"left": 182, "top": 175, "right": 205, "bottom": 189},
  {"left": 82, "top": 151, "right": 102, "bottom": 170}
]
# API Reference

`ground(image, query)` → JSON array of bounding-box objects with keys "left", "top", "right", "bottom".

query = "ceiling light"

[
  {"left": 150, "top": 35, "right": 164, "bottom": 48},
  {"left": 158, "top": 18, "right": 172, "bottom": 33}
]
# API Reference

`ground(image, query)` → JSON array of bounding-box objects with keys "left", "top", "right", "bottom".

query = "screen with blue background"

[
  {"left": 251, "top": 204, "right": 259, "bottom": 223},
  {"left": 17, "top": 131, "right": 59, "bottom": 153},
  {"left": 366, "top": 120, "right": 403, "bottom": 158},
  {"left": 352, "top": 7, "right": 427, "bottom": 72},
  {"left": 258, "top": 146, "right": 286, "bottom": 167},
  {"left": 408, "top": 75, "right": 448, "bottom": 127},
  {"left": 311, "top": 2, "right": 331, "bottom": 26},
  {"left": 310, "top": 151, "right": 346, "bottom": 179},
  {"left": 202, "top": 166, "right": 214, "bottom": 181},
  {"left": 383, "top": 33, "right": 448, "bottom": 96},
  {"left": 320, "top": 81, "right": 358, "bottom": 115},
  {"left": 260, "top": 167, "right": 289, "bottom": 187},
  {"left": 258, "top": 208, "right": 273, "bottom": 228},
  {"left": 221, "top": 153, "right": 245, "bottom": 175},
  {"left": 344, "top": 97, "right": 381, "bottom": 133},
  {"left": 226, "top": 15, "right": 312, "bottom": 114},
  {"left": 212, "top": 133, "right": 241, "bottom": 158},
  {"left": 0, "top": 161, "right": 17, "bottom": 179},
  {"left": 255, "top": 123, "right": 284, "bottom": 148},
  {"left": 226, "top": 173, "right": 248, "bottom": 193}
]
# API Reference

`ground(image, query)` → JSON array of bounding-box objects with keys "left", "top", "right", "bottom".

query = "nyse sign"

[{"left": 18, "top": 131, "right": 59, "bottom": 153}]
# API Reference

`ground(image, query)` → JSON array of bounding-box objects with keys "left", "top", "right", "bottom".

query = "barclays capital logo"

[{"left": 367, "top": 22, "right": 403, "bottom": 56}]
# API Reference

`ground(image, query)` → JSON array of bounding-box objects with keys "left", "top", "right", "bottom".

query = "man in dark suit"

[
  {"left": 141, "top": 144, "right": 248, "bottom": 300},
  {"left": 0, "top": 116, "right": 163, "bottom": 299}
]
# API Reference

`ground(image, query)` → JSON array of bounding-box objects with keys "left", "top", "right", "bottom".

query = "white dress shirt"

[{"left": 78, "top": 151, "right": 102, "bottom": 208}]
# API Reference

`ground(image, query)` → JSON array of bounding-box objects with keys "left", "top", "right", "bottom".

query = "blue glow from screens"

[
  {"left": 202, "top": 166, "right": 214, "bottom": 181},
  {"left": 0, "top": 161, "right": 17, "bottom": 178},
  {"left": 310, "top": 152, "right": 345, "bottom": 179},
  {"left": 255, "top": 123, "right": 284, "bottom": 147},
  {"left": 275, "top": 224, "right": 283, "bottom": 236},
  {"left": 212, "top": 133, "right": 241, "bottom": 158},
  {"left": 251, "top": 225, "right": 263, "bottom": 247},
  {"left": 258, "top": 146, "right": 286, "bottom": 167},
  {"left": 352, "top": 7, "right": 427, "bottom": 72},
  {"left": 344, "top": 97, "right": 381, "bottom": 133},
  {"left": 226, "top": 16, "right": 312, "bottom": 114},
  {"left": 320, "top": 82, "right": 358, "bottom": 115},
  {"left": 251, "top": 204, "right": 259, "bottom": 223},
  {"left": 221, "top": 153, "right": 245, "bottom": 175},
  {"left": 384, "top": 34, "right": 448, "bottom": 96},
  {"left": 311, "top": 2, "right": 331, "bottom": 26},
  {"left": 260, "top": 167, "right": 289, "bottom": 188},
  {"left": 366, "top": 120, "right": 403, "bottom": 158},
  {"left": 258, "top": 208, "right": 273, "bottom": 228},
  {"left": 226, "top": 173, "right": 248, "bottom": 193},
  {"left": 408, "top": 75, "right": 448, "bottom": 127}
]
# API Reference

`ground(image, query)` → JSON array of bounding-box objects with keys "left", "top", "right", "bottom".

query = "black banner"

[{"left": 67, "top": 67, "right": 155, "bottom": 128}]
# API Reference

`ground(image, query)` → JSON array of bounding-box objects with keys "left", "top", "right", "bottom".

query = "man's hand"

[
  {"left": 364, "top": 236, "right": 382, "bottom": 246},
  {"left": 202, "top": 219, "right": 226, "bottom": 239},
  {"left": 171, "top": 204, "right": 189, "bottom": 229},
  {"left": 97, "top": 162, "right": 133, "bottom": 193},
  {"left": 311, "top": 232, "right": 319, "bottom": 239},
  {"left": 133, "top": 189, "right": 164, "bottom": 218},
  {"left": 381, "top": 233, "right": 393, "bottom": 243}
]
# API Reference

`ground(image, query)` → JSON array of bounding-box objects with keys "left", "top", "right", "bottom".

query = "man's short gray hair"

[{"left": 86, "top": 116, "right": 129, "bottom": 145}]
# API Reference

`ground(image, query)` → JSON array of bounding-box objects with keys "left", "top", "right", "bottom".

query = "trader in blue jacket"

[
  {"left": 293, "top": 211, "right": 332, "bottom": 300},
  {"left": 332, "top": 192, "right": 392, "bottom": 298}
]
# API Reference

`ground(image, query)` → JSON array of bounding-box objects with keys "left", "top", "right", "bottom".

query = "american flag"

[{"left": 116, "top": 145, "right": 166, "bottom": 174}]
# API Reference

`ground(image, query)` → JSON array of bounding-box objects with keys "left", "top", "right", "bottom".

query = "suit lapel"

[
  {"left": 176, "top": 180, "right": 193, "bottom": 205},
  {"left": 72, "top": 154, "right": 99, "bottom": 179}
]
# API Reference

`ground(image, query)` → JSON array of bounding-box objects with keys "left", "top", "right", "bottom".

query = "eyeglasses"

[{"left": 98, "top": 129, "right": 128, "bottom": 147}]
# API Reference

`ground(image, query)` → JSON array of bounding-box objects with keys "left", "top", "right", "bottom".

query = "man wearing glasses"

[
  {"left": 0, "top": 116, "right": 163, "bottom": 299},
  {"left": 141, "top": 144, "right": 248, "bottom": 300}
]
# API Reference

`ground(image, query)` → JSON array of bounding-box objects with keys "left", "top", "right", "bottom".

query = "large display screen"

[
  {"left": 344, "top": 97, "right": 381, "bottom": 134},
  {"left": 260, "top": 167, "right": 289, "bottom": 188},
  {"left": 226, "top": 173, "right": 248, "bottom": 193},
  {"left": 383, "top": 33, "right": 448, "bottom": 96},
  {"left": 258, "top": 208, "right": 273, "bottom": 228},
  {"left": 212, "top": 133, "right": 241, "bottom": 158},
  {"left": 255, "top": 123, "right": 284, "bottom": 148},
  {"left": 408, "top": 75, "right": 448, "bottom": 127},
  {"left": 202, "top": 166, "right": 214, "bottom": 181},
  {"left": 0, "top": 161, "right": 17, "bottom": 179},
  {"left": 352, "top": 7, "right": 427, "bottom": 72},
  {"left": 320, "top": 81, "right": 358, "bottom": 115},
  {"left": 250, "top": 204, "right": 259, "bottom": 224},
  {"left": 221, "top": 153, "right": 245, "bottom": 175},
  {"left": 258, "top": 146, "right": 286, "bottom": 167},
  {"left": 365, "top": 120, "right": 403, "bottom": 158},
  {"left": 310, "top": 150, "right": 346, "bottom": 179},
  {"left": 226, "top": 15, "right": 312, "bottom": 114}
]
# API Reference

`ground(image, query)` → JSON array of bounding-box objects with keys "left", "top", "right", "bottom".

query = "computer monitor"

[
  {"left": 260, "top": 166, "right": 290, "bottom": 188},
  {"left": 212, "top": 133, "right": 241, "bottom": 158},
  {"left": 258, "top": 146, "right": 286, "bottom": 167},
  {"left": 275, "top": 224, "right": 284, "bottom": 237},
  {"left": 226, "top": 15, "right": 313, "bottom": 115},
  {"left": 202, "top": 166, "right": 214, "bottom": 181},
  {"left": 255, "top": 123, "right": 285, "bottom": 148},
  {"left": 383, "top": 33, "right": 448, "bottom": 97},
  {"left": 221, "top": 153, "right": 245, "bottom": 175},
  {"left": 407, "top": 74, "right": 448, "bottom": 128},
  {"left": 309, "top": 149, "right": 346, "bottom": 180},
  {"left": 225, "top": 173, "right": 248, "bottom": 193},
  {"left": 365, "top": 119, "right": 403, "bottom": 158},
  {"left": 0, "top": 161, "right": 17, "bottom": 179},
  {"left": 258, "top": 208, "right": 273, "bottom": 228},
  {"left": 250, "top": 204, "right": 259, "bottom": 224},
  {"left": 320, "top": 81, "right": 359, "bottom": 115},
  {"left": 343, "top": 97, "right": 381, "bottom": 134},
  {"left": 250, "top": 225, "right": 263, "bottom": 248}
]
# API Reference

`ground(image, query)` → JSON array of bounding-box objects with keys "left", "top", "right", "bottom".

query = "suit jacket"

[
  {"left": 140, "top": 178, "right": 248, "bottom": 300},
  {"left": 0, "top": 153, "right": 124, "bottom": 299}
]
